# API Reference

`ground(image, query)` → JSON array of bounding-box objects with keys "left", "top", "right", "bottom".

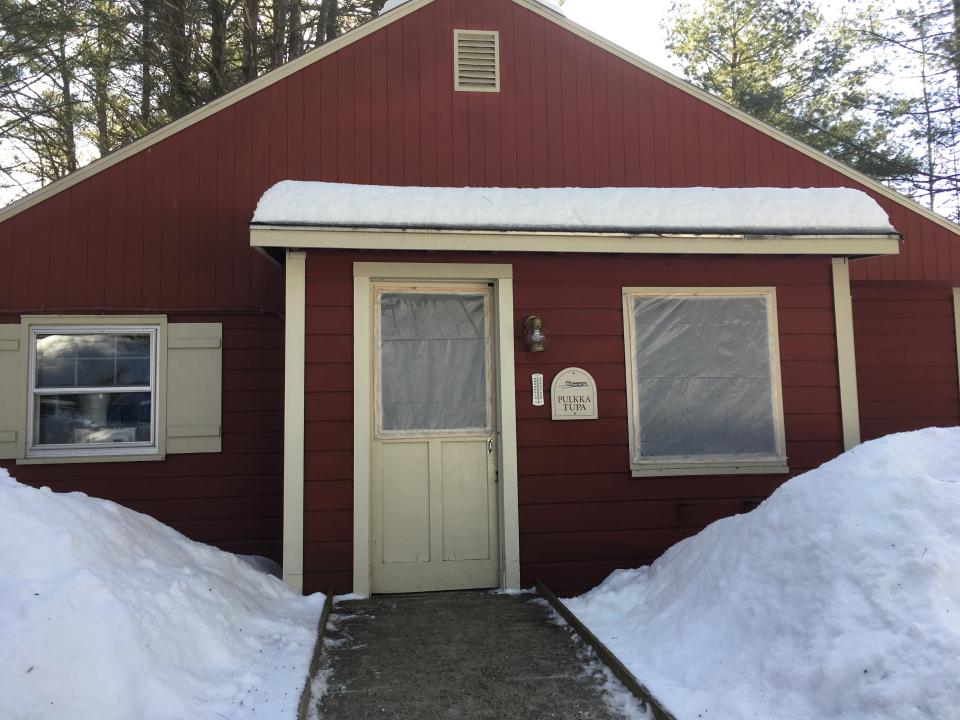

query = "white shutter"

[
  {"left": 455, "top": 30, "right": 500, "bottom": 92},
  {"left": 166, "top": 323, "right": 222, "bottom": 454},
  {"left": 0, "top": 324, "right": 22, "bottom": 459}
]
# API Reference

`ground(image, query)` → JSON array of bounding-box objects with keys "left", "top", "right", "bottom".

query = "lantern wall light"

[{"left": 524, "top": 315, "right": 549, "bottom": 352}]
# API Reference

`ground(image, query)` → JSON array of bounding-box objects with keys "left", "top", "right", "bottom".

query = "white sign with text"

[{"left": 550, "top": 367, "right": 598, "bottom": 420}]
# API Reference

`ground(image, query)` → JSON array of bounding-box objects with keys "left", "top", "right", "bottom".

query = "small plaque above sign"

[{"left": 550, "top": 367, "right": 599, "bottom": 421}]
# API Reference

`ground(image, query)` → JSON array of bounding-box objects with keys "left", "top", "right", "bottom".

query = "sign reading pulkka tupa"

[{"left": 550, "top": 367, "right": 599, "bottom": 421}]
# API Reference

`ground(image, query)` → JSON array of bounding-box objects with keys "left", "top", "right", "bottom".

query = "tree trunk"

[
  {"left": 241, "top": 0, "right": 259, "bottom": 81},
  {"left": 93, "top": 37, "right": 111, "bottom": 156},
  {"left": 56, "top": 35, "right": 77, "bottom": 173},
  {"left": 271, "top": 0, "right": 287, "bottom": 67},
  {"left": 163, "top": 0, "right": 193, "bottom": 118},
  {"left": 952, "top": 0, "right": 960, "bottom": 101},
  {"left": 140, "top": 0, "right": 154, "bottom": 124},
  {"left": 319, "top": 0, "right": 339, "bottom": 43},
  {"left": 208, "top": 0, "right": 227, "bottom": 96},
  {"left": 287, "top": 0, "right": 302, "bottom": 59}
]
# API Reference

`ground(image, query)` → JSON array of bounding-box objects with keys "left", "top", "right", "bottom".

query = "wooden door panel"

[
  {"left": 380, "top": 441, "right": 431, "bottom": 564},
  {"left": 441, "top": 439, "right": 493, "bottom": 562}
]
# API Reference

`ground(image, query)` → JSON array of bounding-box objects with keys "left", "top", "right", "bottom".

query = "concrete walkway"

[{"left": 309, "top": 591, "right": 636, "bottom": 720}]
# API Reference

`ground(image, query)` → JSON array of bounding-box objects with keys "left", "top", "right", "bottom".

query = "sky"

[
  {"left": 561, "top": 0, "right": 679, "bottom": 71},
  {"left": 559, "top": 0, "right": 919, "bottom": 74}
]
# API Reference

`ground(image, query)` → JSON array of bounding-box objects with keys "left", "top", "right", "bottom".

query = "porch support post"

[
  {"left": 352, "top": 274, "right": 372, "bottom": 596},
  {"left": 832, "top": 257, "right": 861, "bottom": 451},
  {"left": 283, "top": 250, "right": 307, "bottom": 592},
  {"left": 496, "top": 277, "right": 521, "bottom": 590}
]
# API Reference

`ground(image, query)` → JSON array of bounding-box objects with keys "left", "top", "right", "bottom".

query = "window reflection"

[
  {"left": 30, "top": 330, "right": 155, "bottom": 451},
  {"left": 36, "top": 333, "right": 151, "bottom": 388},
  {"left": 35, "top": 393, "right": 152, "bottom": 445}
]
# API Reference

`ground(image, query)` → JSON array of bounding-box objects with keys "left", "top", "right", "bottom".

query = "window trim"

[
  {"left": 621, "top": 287, "right": 788, "bottom": 478},
  {"left": 18, "top": 315, "right": 168, "bottom": 464}
]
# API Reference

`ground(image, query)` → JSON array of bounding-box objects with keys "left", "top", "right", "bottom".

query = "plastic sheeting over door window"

[
  {"left": 631, "top": 295, "right": 779, "bottom": 462},
  {"left": 378, "top": 291, "right": 491, "bottom": 434}
]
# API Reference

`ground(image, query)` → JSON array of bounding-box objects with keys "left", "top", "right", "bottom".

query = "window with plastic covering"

[
  {"left": 622, "top": 288, "right": 788, "bottom": 477},
  {"left": 376, "top": 288, "right": 493, "bottom": 437}
]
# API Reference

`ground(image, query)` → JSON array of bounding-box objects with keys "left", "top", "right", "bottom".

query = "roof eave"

[{"left": 249, "top": 224, "right": 902, "bottom": 258}]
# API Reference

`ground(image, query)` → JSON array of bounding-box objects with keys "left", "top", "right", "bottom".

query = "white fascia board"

[{"left": 250, "top": 225, "right": 901, "bottom": 257}]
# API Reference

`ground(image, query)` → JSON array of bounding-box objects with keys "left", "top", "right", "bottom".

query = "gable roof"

[{"left": 0, "top": 0, "right": 955, "bottom": 240}]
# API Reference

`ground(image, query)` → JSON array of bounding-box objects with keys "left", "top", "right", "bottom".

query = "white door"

[{"left": 371, "top": 284, "right": 500, "bottom": 594}]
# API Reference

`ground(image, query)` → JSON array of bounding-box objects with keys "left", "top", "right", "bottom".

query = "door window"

[{"left": 376, "top": 289, "right": 492, "bottom": 436}]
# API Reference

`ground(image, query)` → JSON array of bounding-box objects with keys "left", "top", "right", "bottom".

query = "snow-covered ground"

[
  {"left": 0, "top": 470, "right": 325, "bottom": 720},
  {"left": 565, "top": 428, "right": 960, "bottom": 720}
]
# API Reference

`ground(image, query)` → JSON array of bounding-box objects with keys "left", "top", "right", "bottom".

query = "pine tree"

[
  {"left": 664, "top": 0, "right": 920, "bottom": 184},
  {"left": 868, "top": 0, "right": 960, "bottom": 218},
  {"left": 0, "top": 0, "right": 390, "bottom": 202}
]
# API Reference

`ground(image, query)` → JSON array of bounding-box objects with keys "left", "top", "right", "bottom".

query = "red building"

[{"left": 0, "top": 0, "right": 956, "bottom": 596}]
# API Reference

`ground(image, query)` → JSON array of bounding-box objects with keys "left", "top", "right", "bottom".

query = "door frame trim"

[{"left": 352, "top": 262, "right": 520, "bottom": 595}]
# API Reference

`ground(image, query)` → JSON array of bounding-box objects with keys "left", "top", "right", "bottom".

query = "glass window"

[
  {"left": 624, "top": 290, "right": 786, "bottom": 469},
  {"left": 29, "top": 329, "right": 157, "bottom": 455},
  {"left": 377, "top": 290, "right": 491, "bottom": 435}
]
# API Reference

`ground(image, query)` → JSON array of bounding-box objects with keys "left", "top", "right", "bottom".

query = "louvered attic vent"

[{"left": 455, "top": 30, "right": 500, "bottom": 92}]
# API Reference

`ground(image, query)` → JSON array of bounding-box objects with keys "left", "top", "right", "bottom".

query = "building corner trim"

[
  {"left": 954, "top": 289, "right": 960, "bottom": 397},
  {"left": 832, "top": 258, "right": 861, "bottom": 451},
  {"left": 283, "top": 250, "right": 307, "bottom": 593}
]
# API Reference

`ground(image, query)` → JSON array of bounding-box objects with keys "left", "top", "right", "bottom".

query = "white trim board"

[
  {"left": 252, "top": 226, "right": 900, "bottom": 256},
  {"left": 351, "top": 261, "right": 520, "bottom": 595},
  {"left": 954, "top": 288, "right": 960, "bottom": 397},
  {"left": 282, "top": 251, "right": 307, "bottom": 592},
  {"left": 832, "top": 258, "right": 862, "bottom": 451},
  {"left": 1, "top": 0, "right": 957, "bottom": 249}
]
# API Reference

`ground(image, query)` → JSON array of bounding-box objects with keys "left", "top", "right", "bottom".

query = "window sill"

[
  {"left": 17, "top": 450, "right": 164, "bottom": 466},
  {"left": 631, "top": 461, "right": 789, "bottom": 478}
]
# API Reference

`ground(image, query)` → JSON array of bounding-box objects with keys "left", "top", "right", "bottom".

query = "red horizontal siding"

[
  {"left": 853, "top": 283, "right": 960, "bottom": 440},
  {"left": 302, "top": 249, "right": 842, "bottom": 594},
  {"left": 4, "top": 0, "right": 958, "bottom": 592},
  {"left": 0, "top": 314, "right": 284, "bottom": 563}
]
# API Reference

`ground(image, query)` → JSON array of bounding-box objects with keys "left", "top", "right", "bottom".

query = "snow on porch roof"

[{"left": 251, "top": 182, "right": 896, "bottom": 236}]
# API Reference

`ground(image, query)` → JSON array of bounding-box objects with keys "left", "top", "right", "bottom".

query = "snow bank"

[
  {"left": 251, "top": 182, "right": 895, "bottom": 235},
  {"left": 0, "top": 471, "right": 325, "bottom": 720},
  {"left": 565, "top": 428, "right": 960, "bottom": 720},
  {"left": 380, "top": 0, "right": 564, "bottom": 16}
]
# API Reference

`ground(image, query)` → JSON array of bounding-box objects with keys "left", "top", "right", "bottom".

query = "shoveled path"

[{"left": 310, "top": 591, "right": 635, "bottom": 720}]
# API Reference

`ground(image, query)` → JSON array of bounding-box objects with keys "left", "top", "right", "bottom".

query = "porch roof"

[{"left": 251, "top": 181, "right": 896, "bottom": 237}]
